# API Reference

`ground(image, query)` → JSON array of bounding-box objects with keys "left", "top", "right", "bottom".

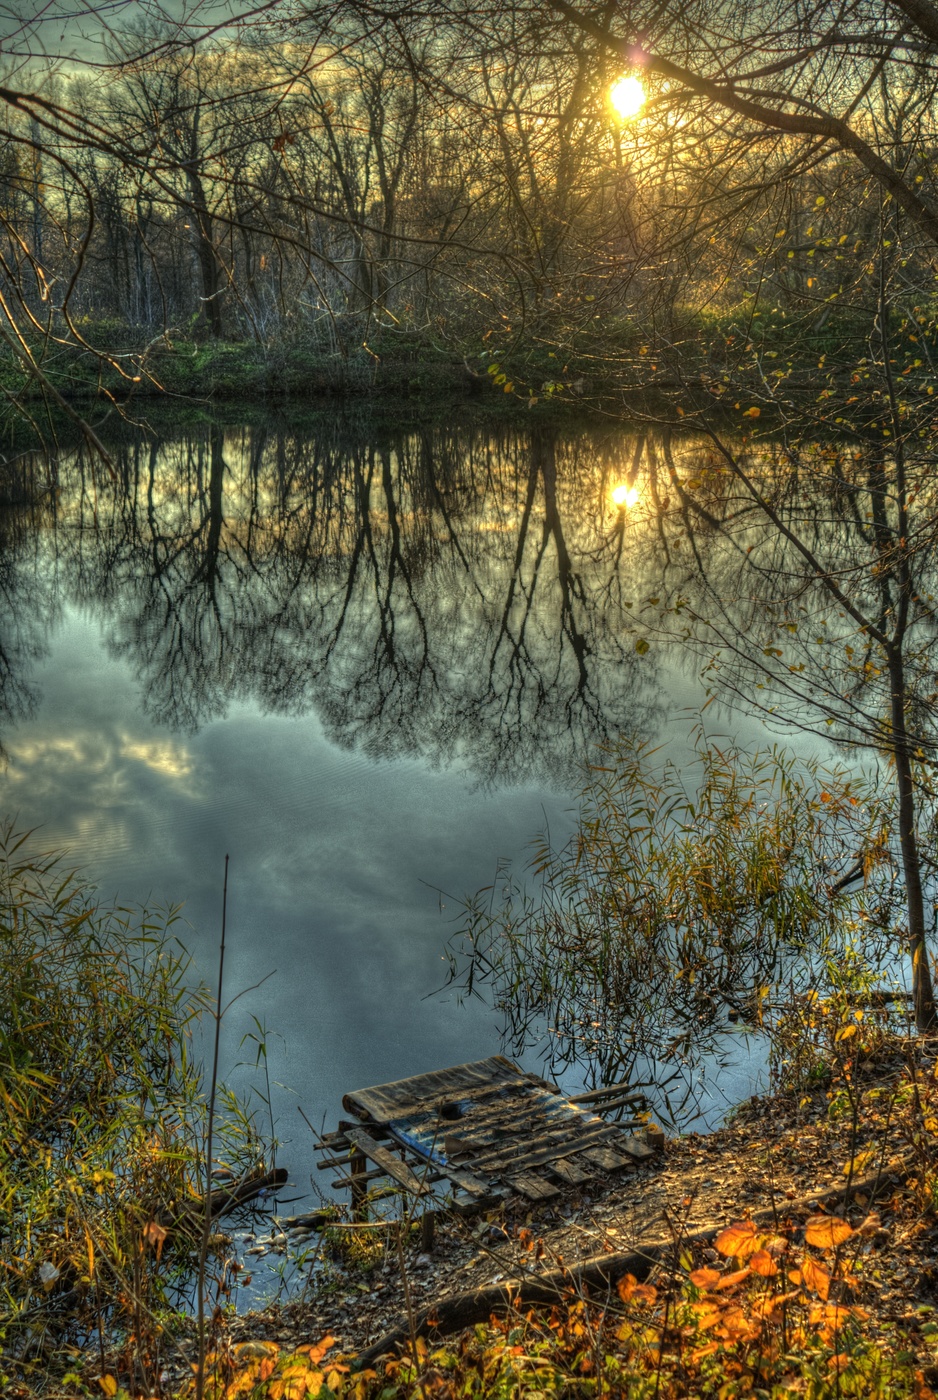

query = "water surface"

[{"left": 0, "top": 411, "right": 770, "bottom": 1222}]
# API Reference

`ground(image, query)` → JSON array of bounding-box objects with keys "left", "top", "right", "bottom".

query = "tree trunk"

[{"left": 888, "top": 649, "right": 937, "bottom": 1032}]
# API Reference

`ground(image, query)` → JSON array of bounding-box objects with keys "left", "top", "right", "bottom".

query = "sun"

[
  {"left": 610, "top": 75, "right": 646, "bottom": 120},
  {"left": 611, "top": 483, "right": 640, "bottom": 508}
]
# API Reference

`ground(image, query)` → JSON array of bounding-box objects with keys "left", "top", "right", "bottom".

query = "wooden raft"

[{"left": 315, "top": 1055, "right": 659, "bottom": 1213}]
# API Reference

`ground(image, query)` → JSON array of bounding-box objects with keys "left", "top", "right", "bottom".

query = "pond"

[{"left": 0, "top": 409, "right": 778, "bottom": 1274}]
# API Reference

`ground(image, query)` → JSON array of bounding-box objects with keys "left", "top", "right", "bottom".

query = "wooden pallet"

[{"left": 314, "top": 1056, "right": 659, "bottom": 1216}]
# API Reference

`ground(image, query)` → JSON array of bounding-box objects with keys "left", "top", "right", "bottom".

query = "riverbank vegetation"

[{"left": 0, "top": 826, "right": 267, "bottom": 1397}]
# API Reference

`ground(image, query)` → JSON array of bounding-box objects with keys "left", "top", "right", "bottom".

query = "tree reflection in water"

[{"left": 0, "top": 414, "right": 667, "bottom": 786}]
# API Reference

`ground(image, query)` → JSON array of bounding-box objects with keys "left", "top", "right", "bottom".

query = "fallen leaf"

[{"left": 805, "top": 1216, "right": 853, "bottom": 1249}]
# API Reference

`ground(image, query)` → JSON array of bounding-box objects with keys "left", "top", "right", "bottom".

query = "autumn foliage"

[{"left": 202, "top": 1205, "right": 934, "bottom": 1400}]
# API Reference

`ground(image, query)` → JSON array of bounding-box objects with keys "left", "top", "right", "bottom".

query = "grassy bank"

[{"left": 3, "top": 302, "right": 935, "bottom": 419}]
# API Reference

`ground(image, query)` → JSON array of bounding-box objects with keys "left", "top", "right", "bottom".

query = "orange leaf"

[
  {"left": 715, "top": 1220, "right": 759, "bottom": 1259},
  {"left": 297, "top": 1336, "right": 336, "bottom": 1365},
  {"left": 143, "top": 1220, "right": 169, "bottom": 1261},
  {"left": 749, "top": 1249, "right": 779, "bottom": 1277},
  {"left": 805, "top": 1215, "right": 853, "bottom": 1249},
  {"left": 690, "top": 1301, "right": 722, "bottom": 1330},
  {"left": 752, "top": 1289, "right": 801, "bottom": 1323},
  {"left": 617, "top": 1273, "right": 657, "bottom": 1304},
  {"left": 691, "top": 1340, "right": 720, "bottom": 1360},
  {"left": 689, "top": 1266, "right": 722, "bottom": 1288},
  {"left": 720, "top": 1306, "right": 759, "bottom": 1340},
  {"left": 800, "top": 1255, "right": 831, "bottom": 1300},
  {"left": 810, "top": 1301, "right": 866, "bottom": 1330},
  {"left": 714, "top": 1266, "right": 752, "bottom": 1291}
]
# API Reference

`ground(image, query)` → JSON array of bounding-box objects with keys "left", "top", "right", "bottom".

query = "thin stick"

[{"left": 195, "top": 853, "right": 229, "bottom": 1400}]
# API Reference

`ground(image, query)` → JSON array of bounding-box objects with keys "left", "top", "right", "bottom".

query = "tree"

[{"left": 548, "top": 0, "right": 938, "bottom": 251}]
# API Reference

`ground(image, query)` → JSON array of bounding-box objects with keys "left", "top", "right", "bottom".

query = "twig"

[{"left": 196, "top": 854, "right": 229, "bottom": 1400}]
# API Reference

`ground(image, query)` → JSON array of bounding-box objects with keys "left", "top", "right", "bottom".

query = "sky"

[{"left": 0, "top": 0, "right": 272, "bottom": 70}]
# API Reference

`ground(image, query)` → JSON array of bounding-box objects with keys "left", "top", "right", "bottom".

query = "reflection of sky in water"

[
  {"left": 5, "top": 612, "right": 570, "bottom": 1118},
  {"left": 3, "top": 606, "right": 765, "bottom": 1157}
]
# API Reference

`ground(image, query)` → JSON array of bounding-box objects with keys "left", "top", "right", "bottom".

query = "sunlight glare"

[
  {"left": 612, "top": 483, "right": 640, "bottom": 508},
  {"left": 610, "top": 75, "right": 645, "bottom": 120}
]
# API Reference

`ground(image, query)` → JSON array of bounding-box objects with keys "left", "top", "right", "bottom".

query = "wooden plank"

[
  {"left": 504, "top": 1171, "right": 560, "bottom": 1202},
  {"left": 458, "top": 1118, "right": 601, "bottom": 1169},
  {"left": 382, "top": 1128, "right": 492, "bottom": 1197},
  {"left": 547, "top": 1156, "right": 592, "bottom": 1186},
  {"left": 432, "top": 1164, "right": 491, "bottom": 1197},
  {"left": 580, "top": 1145, "right": 635, "bottom": 1173},
  {"left": 613, "top": 1134, "right": 656, "bottom": 1163},
  {"left": 437, "top": 1099, "right": 542, "bottom": 1135},
  {"left": 344, "top": 1127, "right": 430, "bottom": 1196},
  {"left": 569, "top": 1081, "right": 648, "bottom": 1108}
]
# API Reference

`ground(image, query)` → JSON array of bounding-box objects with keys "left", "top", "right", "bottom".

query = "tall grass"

[{"left": 0, "top": 825, "right": 261, "bottom": 1391}]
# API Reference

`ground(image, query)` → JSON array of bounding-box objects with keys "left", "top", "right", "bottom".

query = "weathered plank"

[
  {"left": 580, "top": 1145, "right": 635, "bottom": 1173},
  {"left": 432, "top": 1164, "right": 492, "bottom": 1197},
  {"left": 613, "top": 1134, "right": 656, "bottom": 1163},
  {"left": 504, "top": 1170, "right": 560, "bottom": 1201},
  {"left": 546, "top": 1156, "right": 592, "bottom": 1186},
  {"left": 344, "top": 1127, "right": 430, "bottom": 1196},
  {"left": 456, "top": 1118, "right": 600, "bottom": 1169}
]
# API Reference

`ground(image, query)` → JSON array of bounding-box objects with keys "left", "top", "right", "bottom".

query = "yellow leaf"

[
  {"left": 690, "top": 1301, "right": 722, "bottom": 1330},
  {"left": 843, "top": 1148, "right": 875, "bottom": 1177},
  {"left": 835, "top": 1023, "right": 858, "bottom": 1041},
  {"left": 98, "top": 1379, "right": 118, "bottom": 1398}
]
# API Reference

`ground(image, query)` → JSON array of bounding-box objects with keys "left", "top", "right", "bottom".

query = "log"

[
  {"left": 355, "top": 1153, "right": 911, "bottom": 1368},
  {"left": 205, "top": 1167, "right": 289, "bottom": 1219},
  {"left": 160, "top": 1167, "right": 288, "bottom": 1234}
]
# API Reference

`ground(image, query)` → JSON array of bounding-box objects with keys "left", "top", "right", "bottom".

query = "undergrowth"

[{"left": 0, "top": 826, "right": 262, "bottom": 1393}]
